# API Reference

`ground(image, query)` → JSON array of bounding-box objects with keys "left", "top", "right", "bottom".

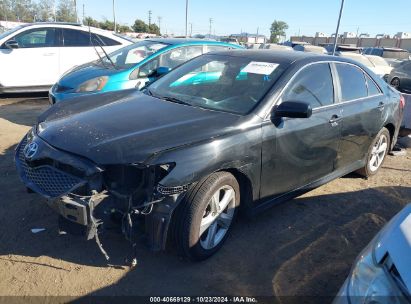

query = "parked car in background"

[
  {"left": 220, "top": 37, "right": 239, "bottom": 44},
  {"left": 334, "top": 204, "right": 411, "bottom": 304},
  {"left": 262, "top": 43, "right": 293, "bottom": 51},
  {"left": 49, "top": 38, "right": 242, "bottom": 103},
  {"left": 336, "top": 52, "right": 390, "bottom": 78},
  {"left": 0, "top": 22, "right": 132, "bottom": 93},
  {"left": 16, "top": 50, "right": 403, "bottom": 261},
  {"left": 365, "top": 55, "right": 393, "bottom": 78},
  {"left": 324, "top": 44, "right": 362, "bottom": 54},
  {"left": 283, "top": 41, "right": 309, "bottom": 48},
  {"left": 293, "top": 44, "right": 327, "bottom": 54},
  {"left": 246, "top": 43, "right": 262, "bottom": 49},
  {"left": 387, "top": 60, "right": 411, "bottom": 93},
  {"left": 364, "top": 47, "right": 410, "bottom": 66}
]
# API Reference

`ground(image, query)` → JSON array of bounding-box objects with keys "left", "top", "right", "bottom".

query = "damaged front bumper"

[{"left": 15, "top": 131, "right": 189, "bottom": 259}]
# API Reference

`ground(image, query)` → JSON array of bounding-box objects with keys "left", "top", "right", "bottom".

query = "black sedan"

[
  {"left": 15, "top": 50, "right": 404, "bottom": 261},
  {"left": 387, "top": 60, "right": 411, "bottom": 93}
]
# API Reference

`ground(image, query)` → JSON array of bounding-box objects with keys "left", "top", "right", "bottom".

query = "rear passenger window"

[
  {"left": 63, "top": 29, "right": 91, "bottom": 46},
  {"left": 335, "top": 64, "right": 367, "bottom": 101},
  {"left": 96, "top": 34, "right": 120, "bottom": 46},
  {"left": 365, "top": 74, "right": 380, "bottom": 96},
  {"left": 160, "top": 46, "right": 203, "bottom": 69},
  {"left": 282, "top": 63, "right": 334, "bottom": 108}
]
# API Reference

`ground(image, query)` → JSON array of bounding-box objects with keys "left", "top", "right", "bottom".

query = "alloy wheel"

[
  {"left": 369, "top": 134, "right": 388, "bottom": 172},
  {"left": 199, "top": 185, "right": 235, "bottom": 250}
]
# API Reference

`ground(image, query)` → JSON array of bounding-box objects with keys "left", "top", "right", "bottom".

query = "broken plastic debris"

[{"left": 31, "top": 228, "right": 46, "bottom": 233}]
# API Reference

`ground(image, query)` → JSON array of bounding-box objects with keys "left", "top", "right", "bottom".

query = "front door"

[
  {"left": 0, "top": 27, "right": 59, "bottom": 88},
  {"left": 260, "top": 62, "right": 342, "bottom": 200}
]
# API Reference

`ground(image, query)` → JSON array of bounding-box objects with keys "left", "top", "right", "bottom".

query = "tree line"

[{"left": 0, "top": 0, "right": 161, "bottom": 35}]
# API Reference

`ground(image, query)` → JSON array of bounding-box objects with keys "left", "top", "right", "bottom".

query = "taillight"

[{"left": 400, "top": 95, "right": 405, "bottom": 110}]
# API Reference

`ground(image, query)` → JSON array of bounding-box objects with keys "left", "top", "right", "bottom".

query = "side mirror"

[
  {"left": 273, "top": 101, "right": 312, "bottom": 119},
  {"left": 4, "top": 40, "right": 19, "bottom": 49}
]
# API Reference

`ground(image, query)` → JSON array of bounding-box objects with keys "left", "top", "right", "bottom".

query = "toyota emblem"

[{"left": 23, "top": 142, "right": 39, "bottom": 160}]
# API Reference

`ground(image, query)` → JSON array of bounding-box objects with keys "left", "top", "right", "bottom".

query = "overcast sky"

[{"left": 79, "top": 0, "right": 411, "bottom": 37}]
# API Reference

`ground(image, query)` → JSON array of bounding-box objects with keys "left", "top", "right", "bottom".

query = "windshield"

[
  {"left": 148, "top": 54, "right": 286, "bottom": 115},
  {"left": 0, "top": 25, "right": 25, "bottom": 41},
  {"left": 101, "top": 40, "right": 168, "bottom": 69},
  {"left": 382, "top": 50, "right": 409, "bottom": 60}
]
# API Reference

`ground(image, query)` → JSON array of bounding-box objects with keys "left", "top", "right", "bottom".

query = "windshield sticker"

[{"left": 241, "top": 61, "right": 279, "bottom": 75}]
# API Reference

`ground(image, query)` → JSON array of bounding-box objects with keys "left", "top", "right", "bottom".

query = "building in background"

[{"left": 229, "top": 33, "right": 267, "bottom": 44}]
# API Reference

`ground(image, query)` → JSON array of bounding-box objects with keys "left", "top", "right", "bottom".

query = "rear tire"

[
  {"left": 357, "top": 128, "right": 390, "bottom": 177},
  {"left": 173, "top": 172, "right": 240, "bottom": 261}
]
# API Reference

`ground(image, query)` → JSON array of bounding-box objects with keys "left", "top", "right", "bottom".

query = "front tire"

[
  {"left": 357, "top": 128, "right": 390, "bottom": 177},
  {"left": 174, "top": 172, "right": 240, "bottom": 261}
]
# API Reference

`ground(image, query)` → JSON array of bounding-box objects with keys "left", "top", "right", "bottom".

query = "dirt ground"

[{"left": 0, "top": 96, "right": 410, "bottom": 299}]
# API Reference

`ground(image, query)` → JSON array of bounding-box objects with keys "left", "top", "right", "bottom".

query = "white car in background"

[
  {"left": 337, "top": 52, "right": 391, "bottom": 78},
  {"left": 0, "top": 22, "right": 132, "bottom": 93},
  {"left": 365, "top": 55, "right": 393, "bottom": 78}
]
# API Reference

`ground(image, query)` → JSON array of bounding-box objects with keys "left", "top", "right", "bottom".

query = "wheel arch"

[
  {"left": 384, "top": 123, "right": 396, "bottom": 149},
  {"left": 218, "top": 168, "right": 254, "bottom": 213}
]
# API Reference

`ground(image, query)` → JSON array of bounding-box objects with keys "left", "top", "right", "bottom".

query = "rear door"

[
  {"left": 260, "top": 62, "right": 342, "bottom": 199},
  {"left": 333, "top": 62, "right": 385, "bottom": 170},
  {"left": 0, "top": 27, "right": 60, "bottom": 87}
]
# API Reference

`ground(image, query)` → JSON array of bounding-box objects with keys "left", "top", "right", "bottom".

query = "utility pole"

[
  {"left": 74, "top": 0, "right": 77, "bottom": 23},
  {"left": 82, "top": 4, "right": 85, "bottom": 24},
  {"left": 332, "top": 0, "right": 345, "bottom": 55},
  {"left": 158, "top": 16, "right": 162, "bottom": 35},
  {"left": 148, "top": 10, "right": 152, "bottom": 27},
  {"left": 209, "top": 18, "right": 213, "bottom": 37},
  {"left": 113, "top": 0, "right": 117, "bottom": 32},
  {"left": 185, "top": 0, "right": 189, "bottom": 38}
]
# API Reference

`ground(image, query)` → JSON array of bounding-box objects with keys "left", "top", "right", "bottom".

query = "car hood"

[
  {"left": 59, "top": 61, "right": 123, "bottom": 89},
  {"left": 37, "top": 90, "right": 245, "bottom": 165},
  {"left": 375, "top": 204, "right": 411, "bottom": 293}
]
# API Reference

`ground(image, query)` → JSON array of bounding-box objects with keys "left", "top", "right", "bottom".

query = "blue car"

[{"left": 49, "top": 38, "right": 242, "bottom": 103}]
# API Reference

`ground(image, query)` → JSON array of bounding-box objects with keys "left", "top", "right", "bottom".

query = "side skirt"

[{"left": 251, "top": 160, "right": 365, "bottom": 216}]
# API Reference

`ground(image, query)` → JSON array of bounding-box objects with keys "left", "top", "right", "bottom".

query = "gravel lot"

[{"left": 0, "top": 95, "right": 410, "bottom": 298}]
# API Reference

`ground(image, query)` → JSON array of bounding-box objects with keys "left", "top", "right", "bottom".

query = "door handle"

[
  {"left": 43, "top": 52, "right": 56, "bottom": 56},
  {"left": 377, "top": 102, "right": 385, "bottom": 111},
  {"left": 329, "top": 114, "right": 342, "bottom": 125}
]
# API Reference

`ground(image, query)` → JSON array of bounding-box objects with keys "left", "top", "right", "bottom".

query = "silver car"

[{"left": 334, "top": 204, "right": 411, "bottom": 304}]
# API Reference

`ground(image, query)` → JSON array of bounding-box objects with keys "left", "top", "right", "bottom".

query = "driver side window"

[
  {"left": 281, "top": 63, "right": 334, "bottom": 109},
  {"left": 13, "top": 28, "right": 57, "bottom": 48}
]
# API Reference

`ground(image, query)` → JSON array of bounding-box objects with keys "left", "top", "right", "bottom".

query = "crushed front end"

[{"left": 15, "top": 129, "right": 188, "bottom": 260}]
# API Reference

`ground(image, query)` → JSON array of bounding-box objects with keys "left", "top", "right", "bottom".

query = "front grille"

[{"left": 16, "top": 137, "right": 84, "bottom": 198}]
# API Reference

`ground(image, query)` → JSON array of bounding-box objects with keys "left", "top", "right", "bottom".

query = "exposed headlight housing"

[
  {"left": 346, "top": 241, "right": 405, "bottom": 304},
  {"left": 76, "top": 76, "right": 108, "bottom": 93}
]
